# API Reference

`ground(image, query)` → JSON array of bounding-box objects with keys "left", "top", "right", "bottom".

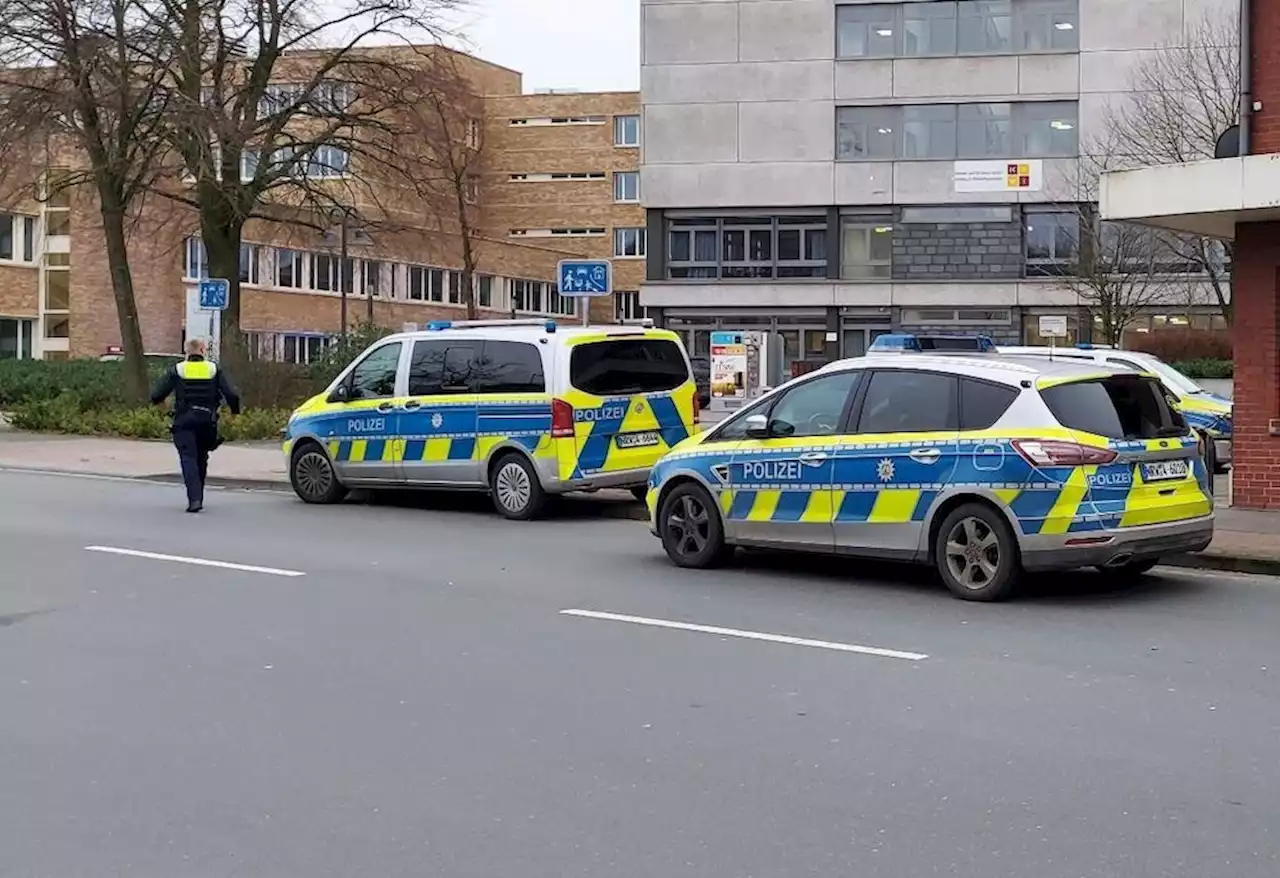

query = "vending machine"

[{"left": 708, "top": 330, "right": 771, "bottom": 416}]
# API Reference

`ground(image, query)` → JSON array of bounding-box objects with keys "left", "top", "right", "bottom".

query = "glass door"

[{"left": 0, "top": 318, "right": 34, "bottom": 360}]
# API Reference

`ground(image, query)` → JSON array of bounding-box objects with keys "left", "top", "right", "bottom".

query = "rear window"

[
  {"left": 569, "top": 338, "right": 689, "bottom": 396},
  {"left": 960, "top": 378, "right": 1018, "bottom": 430},
  {"left": 1040, "top": 377, "right": 1186, "bottom": 439}
]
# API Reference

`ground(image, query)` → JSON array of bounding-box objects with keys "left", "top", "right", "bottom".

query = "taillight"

[
  {"left": 692, "top": 392, "right": 701, "bottom": 424},
  {"left": 551, "top": 398, "right": 575, "bottom": 438},
  {"left": 1012, "top": 439, "right": 1117, "bottom": 467}
]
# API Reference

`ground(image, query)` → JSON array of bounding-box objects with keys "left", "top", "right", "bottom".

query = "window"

[
  {"left": 613, "top": 171, "right": 640, "bottom": 202},
  {"left": 835, "top": 1, "right": 1077, "bottom": 59},
  {"left": 837, "top": 101, "right": 1078, "bottom": 160},
  {"left": 429, "top": 269, "right": 445, "bottom": 303},
  {"left": 347, "top": 342, "right": 402, "bottom": 400},
  {"left": 1040, "top": 376, "right": 1183, "bottom": 440},
  {"left": 900, "top": 205, "right": 1013, "bottom": 223},
  {"left": 276, "top": 248, "right": 304, "bottom": 288},
  {"left": 511, "top": 279, "right": 545, "bottom": 313},
  {"left": 1024, "top": 209, "right": 1079, "bottom": 276},
  {"left": 22, "top": 216, "right": 35, "bottom": 262},
  {"left": 476, "top": 340, "right": 546, "bottom": 394},
  {"left": 239, "top": 244, "right": 261, "bottom": 285},
  {"left": 765, "top": 371, "right": 862, "bottom": 438},
  {"left": 613, "top": 227, "right": 647, "bottom": 258},
  {"left": 465, "top": 175, "right": 480, "bottom": 204},
  {"left": 547, "top": 289, "right": 577, "bottom": 317},
  {"left": 858, "top": 371, "right": 958, "bottom": 433},
  {"left": 569, "top": 339, "right": 689, "bottom": 396},
  {"left": 614, "top": 114, "right": 640, "bottom": 147},
  {"left": 277, "top": 333, "right": 332, "bottom": 365},
  {"left": 408, "top": 339, "right": 479, "bottom": 395},
  {"left": 447, "top": 270, "right": 463, "bottom": 305},
  {"left": 407, "top": 265, "right": 427, "bottom": 301},
  {"left": 307, "top": 144, "right": 350, "bottom": 178},
  {"left": 840, "top": 218, "right": 893, "bottom": 279},
  {"left": 477, "top": 275, "right": 494, "bottom": 308},
  {"left": 960, "top": 378, "right": 1019, "bottom": 429},
  {"left": 185, "top": 237, "right": 208, "bottom": 280},
  {"left": 616, "top": 290, "right": 645, "bottom": 321},
  {"left": 901, "top": 307, "right": 1012, "bottom": 324},
  {"left": 362, "top": 260, "right": 382, "bottom": 297},
  {"left": 311, "top": 253, "right": 336, "bottom": 292},
  {"left": 668, "top": 215, "right": 828, "bottom": 280}
]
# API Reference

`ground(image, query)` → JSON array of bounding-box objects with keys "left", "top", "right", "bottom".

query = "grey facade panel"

[{"left": 891, "top": 210, "right": 1026, "bottom": 281}]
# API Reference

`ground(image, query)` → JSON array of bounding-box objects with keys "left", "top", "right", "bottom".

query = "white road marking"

[
  {"left": 85, "top": 546, "right": 305, "bottom": 578},
  {"left": 560, "top": 609, "right": 928, "bottom": 661}
]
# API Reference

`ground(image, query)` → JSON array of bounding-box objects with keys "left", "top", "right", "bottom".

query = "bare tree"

[
  {"left": 1074, "top": 212, "right": 1180, "bottom": 345},
  {"left": 0, "top": 0, "right": 175, "bottom": 400},
  {"left": 156, "top": 0, "right": 462, "bottom": 346},
  {"left": 399, "top": 55, "right": 485, "bottom": 319},
  {"left": 1098, "top": 12, "right": 1239, "bottom": 323}
]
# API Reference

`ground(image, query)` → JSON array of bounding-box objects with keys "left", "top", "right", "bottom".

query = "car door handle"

[
  {"left": 401, "top": 400, "right": 422, "bottom": 411},
  {"left": 909, "top": 448, "right": 942, "bottom": 464},
  {"left": 377, "top": 402, "right": 397, "bottom": 413},
  {"left": 799, "top": 452, "right": 828, "bottom": 466}
]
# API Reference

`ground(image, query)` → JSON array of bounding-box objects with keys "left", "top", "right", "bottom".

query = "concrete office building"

[{"left": 638, "top": 0, "right": 1235, "bottom": 382}]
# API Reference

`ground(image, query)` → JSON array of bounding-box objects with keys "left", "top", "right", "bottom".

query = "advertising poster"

[{"left": 710, "top": 331, "right": 747, "bottom": 400}]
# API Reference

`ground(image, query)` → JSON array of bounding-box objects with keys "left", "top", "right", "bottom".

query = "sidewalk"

[{"left": 1, "top": 429, "right": 1278, "bottom": 575}]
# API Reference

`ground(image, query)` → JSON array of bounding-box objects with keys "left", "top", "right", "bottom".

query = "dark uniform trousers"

[{"left": 150, "top": 356, "right": 241, "bottom": 508}]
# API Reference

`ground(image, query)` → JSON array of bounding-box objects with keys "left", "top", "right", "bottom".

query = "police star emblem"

[
  {"left": 876, "top": 458, "right": 895, "bottom": 482},
  {"left": 431, "top": 412, "right": 444, "bottom": 430}
]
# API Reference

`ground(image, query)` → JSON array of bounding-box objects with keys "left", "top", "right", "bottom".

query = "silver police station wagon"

[{"left": 645, "top": 349, "right": 1214, "bottom": 601}]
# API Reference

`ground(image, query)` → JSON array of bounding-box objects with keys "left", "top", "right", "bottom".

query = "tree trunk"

[
  {"left": 97, "top": 198, "right": 149, "bottom": 403},
  {"left": 201, "top": 212, "right": 245, "bottom": 359}
]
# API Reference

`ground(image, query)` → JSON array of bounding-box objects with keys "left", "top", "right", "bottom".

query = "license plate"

[
  {"left": 616, "top": 431, "right": 660, "bottom": 449},
  {"left": 1142, "top": 459, "right": 1189, "bottom": 482}
]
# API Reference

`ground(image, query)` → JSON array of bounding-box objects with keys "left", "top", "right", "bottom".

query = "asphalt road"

[{"left": 1, "top": 471, "right": 1278, "bottom": 878}]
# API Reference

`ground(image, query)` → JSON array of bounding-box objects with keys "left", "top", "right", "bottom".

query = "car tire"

[
  {"left": 1096, "top": 558, "right": 1160, "bottom": 580},
  {"left": 630, "top": 486, "right": 649, "bottom": 504},
  {"left": 490, "top": 453, "right": 547, "bottom": 521},
  {"left": 290, "top": 444, "right": 348, "bottom": 505},
  {"left": 659, "top": 482, "right": 731, "bottom": 569},
  {"left": 934, "top": 503, "right": 1021, "bottom": 602}
]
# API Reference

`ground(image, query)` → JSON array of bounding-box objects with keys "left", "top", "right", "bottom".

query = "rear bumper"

[
  {"left": 548, "top": 467, "right": 651, "bottom": 494},
  {"left": 1021, "top": 517, "right": 1214, "bottom": 571}
]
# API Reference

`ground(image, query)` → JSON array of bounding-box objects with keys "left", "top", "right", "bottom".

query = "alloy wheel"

[
  {"left": 667, "top": 493, "right": 710, "bottom": 558},
  {"left": 495, "top": 462, "right": 532, "bottom": 513},
  {"left": 944, "top": 516, "right": 1001, "bottom": 590},
  {"left": 296, "top": 451, "right": 334, "bottom": 500}
]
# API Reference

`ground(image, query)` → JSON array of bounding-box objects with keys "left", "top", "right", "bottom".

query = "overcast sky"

[{"left": 457, "top": 0, "right": 640, "bottom": 92}]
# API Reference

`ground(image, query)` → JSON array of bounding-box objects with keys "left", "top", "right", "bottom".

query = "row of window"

[
  {"left": 837, "top": 0, "right": 1078, "bottom": 61},
  {"left": 662, "top": 210, "right": 1221, "bottom": 281},
  {"left": 507, "top": 114, "right": 641, "bottom": 148},
  {"left": 192, "top": 142, "right": 351, "bottom": 182},
  {"left": 505, "top": 169, "right": 640, "bottom": 202},
  {"left": 184, "top": 237, "right": 585, "bottom": 316},
  {"left": 0, "top": 213, "right": 38, "bottom": 263},
  {"left": 837, "top": 101, "right": 1077, "bottom": 161}
]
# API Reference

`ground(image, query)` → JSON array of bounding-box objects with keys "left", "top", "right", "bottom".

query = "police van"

[
  {"left": 1000, "top": 345, "right": 1232, "bottom": 473},
  {"left": 645, "top": 343, "right": 1213, "bottom": 601},
  {"left": 283, "top": 319, "right": 700, "bottom": 519}
]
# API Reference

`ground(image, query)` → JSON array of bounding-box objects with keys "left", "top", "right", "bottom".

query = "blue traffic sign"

[
  {"left": 557, "top": 260, "right": 612, "bottom": 297},
  {"left": 199, "top": 278, "right": 230, "bottom": 311}
]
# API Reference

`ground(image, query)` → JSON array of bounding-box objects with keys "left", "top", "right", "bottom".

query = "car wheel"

[
  {"left": 935, "top": 503, "right": 1020, "bottom": 602},
  {"left": 659, "top": 482, "right": 730, "bottom": 569},
  {"left": 290, "top": 444, "right": 348, "bottom": 505},
  {"left": 490, "top": 453, "right": 547, "bottom": 520},
  {"left": 1096, "top": 558, "right": 1160, "bottom": 580},
  {"left": 630, "top": 486, "right": 649, "bottom": 503}
]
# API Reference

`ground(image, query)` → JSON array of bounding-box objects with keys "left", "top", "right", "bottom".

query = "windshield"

[{"left": 1142, "top": 356, "right": 1204, "bottom": 396}]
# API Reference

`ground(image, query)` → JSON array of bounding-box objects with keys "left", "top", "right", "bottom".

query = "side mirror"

[
  {"left": 327, "top": 382, "right": 350, "bottom": 404},
  {"left": 744, "top": 413, "right": 770, "bottom": 439}
]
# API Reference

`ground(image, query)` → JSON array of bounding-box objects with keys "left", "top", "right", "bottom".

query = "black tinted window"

[
  {"left": 1041, "top": 377, "right": 1184, "bottom": 439},
  {"left": 858, "top": 371, "right": 957, "bottom": 433},
  {"left": 476, "top": 341, "right": 546, "bottom": 394},
  {"left": 960, "top": 378, "right": 1018, "bottom": 430},
  {"left": 348, "top": 342, "right": 401, "bottom": 400},
  {"left": 408, "top": 340, "right": 479, "bottom": 396},
  {"left": 570, "top": 339, "right": 688, "bottom": 396}
]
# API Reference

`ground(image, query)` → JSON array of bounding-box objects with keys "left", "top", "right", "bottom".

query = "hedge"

[{"left": 7, "top": 392, "right": 290, "bottom": 441}]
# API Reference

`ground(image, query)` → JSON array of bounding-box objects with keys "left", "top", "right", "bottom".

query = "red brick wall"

[
  {"left": 1251, "top": 0, "right": 1280, "bottom": 153},
  {"left": 1229, "top": 222, "right": 1280, "bottom": 508}
]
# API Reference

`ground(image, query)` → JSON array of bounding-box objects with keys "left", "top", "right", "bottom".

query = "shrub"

[
  {"left": 1130, "top": 329, "right": 1232, "bottom": 363},
  {"left": 307, "top": 321, "right": 393, "bottom": 389},
  {"left": 1171, "top": 358, "right": 1233, "bottom": 379},
  {"left": 7, "top": 391, "right": 288, "bottom": 442}
]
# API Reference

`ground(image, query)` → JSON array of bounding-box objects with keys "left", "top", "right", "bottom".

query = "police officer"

[{"left": 150, "top": 338, "right": 241, "bottom": 513}]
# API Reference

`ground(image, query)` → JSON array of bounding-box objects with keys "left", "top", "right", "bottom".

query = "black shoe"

[{"left": 186, "top": 502, "right": 203, "bottom": 513}]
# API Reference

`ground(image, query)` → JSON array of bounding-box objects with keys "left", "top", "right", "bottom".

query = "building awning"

[{"left": 1099, "top": 154, "right": 1280, "bottom": 240}]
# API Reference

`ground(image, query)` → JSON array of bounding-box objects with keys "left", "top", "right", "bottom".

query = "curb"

[{"left": 1162, "top": 551, "right": 1280, "bottom": 577}]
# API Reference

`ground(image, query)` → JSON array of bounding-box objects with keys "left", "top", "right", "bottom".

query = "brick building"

[
  {"left": 1101, "top": 0, "right": 1277, "bottom": 509},
  {"left": 0, "top": 49, "right": 642, "bottom": 363}
]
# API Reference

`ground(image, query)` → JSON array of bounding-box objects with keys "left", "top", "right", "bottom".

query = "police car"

[
  {"left": 1000, "top": 345, "right": 1232, "bottom": 472},
  {"left": 283, "top": 319, "right": 700, "bottom": 519},
  {"left": 645, "top": 342, "right": 1213, "bottom": 601}
]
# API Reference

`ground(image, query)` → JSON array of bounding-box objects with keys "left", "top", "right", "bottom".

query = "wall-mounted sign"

[{"left": 954, "top": 159, "right": 1043, "bottom": 193}]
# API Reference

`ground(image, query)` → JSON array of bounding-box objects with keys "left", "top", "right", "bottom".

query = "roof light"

[
  {"left": 544, "top": 320, "right": 558, "bottom": 333},
  {"left": 426, "top": 320, "right": 452, "bottom": 331},
  {"left": 869, "top": 333, "right": 922, "bottom": 353}
]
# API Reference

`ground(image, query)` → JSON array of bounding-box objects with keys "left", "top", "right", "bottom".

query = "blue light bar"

[
  {"left": 869, "top": 333, "right": 922, "bottom": 353},
  {"left": 426, "top": 321, "right": 452, "bottom": 331},
  {"left": 544, "top": 320, "right": 558, "bottom": 333}
]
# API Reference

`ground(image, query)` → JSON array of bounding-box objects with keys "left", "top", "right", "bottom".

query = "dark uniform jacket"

[{"left": 150, "top": 356, "right": 242, "bottom": 417}]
